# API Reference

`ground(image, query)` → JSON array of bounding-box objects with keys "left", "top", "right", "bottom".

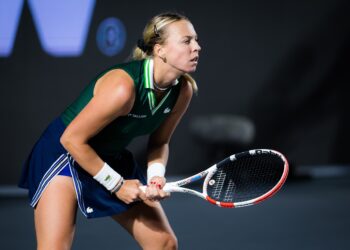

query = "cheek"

[{"left": 167, "top": 46, "right": 188, "bottom": 62}]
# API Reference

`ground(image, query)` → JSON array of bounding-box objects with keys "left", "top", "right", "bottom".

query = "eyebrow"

[{"left": 182, "top": 35, "right": 198, "bottom": 39}]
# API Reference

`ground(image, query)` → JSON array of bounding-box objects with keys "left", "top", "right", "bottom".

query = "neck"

[
  {"left": 153, "top": 57, "right": 182, "bottom": 88},
  {"left": 153, "top": 81, "right": 170, "bottom": 92}
]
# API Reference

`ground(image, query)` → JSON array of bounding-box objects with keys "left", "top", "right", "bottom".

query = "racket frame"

[{"left": 143, "top": 149, "right": 289, "bottom": 208}]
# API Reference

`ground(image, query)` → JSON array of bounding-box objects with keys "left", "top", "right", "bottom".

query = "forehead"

[{"left": 165, "top": 20, "right": 197, "bottom": 38}]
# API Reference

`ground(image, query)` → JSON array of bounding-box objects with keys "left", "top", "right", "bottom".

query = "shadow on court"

[{"left": 1, "top": 177, "right": 349, "bottom": 250}]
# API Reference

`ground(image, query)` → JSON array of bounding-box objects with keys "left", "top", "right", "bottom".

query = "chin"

[
  {"left": 182, "top": 64, "right": 198, "bottom": 73},
  {"left": 187, "top": 66, "right": 198, "bottom": 73},
  {"left": 174, "top": 63, "right": 198, "bottom": 74}
]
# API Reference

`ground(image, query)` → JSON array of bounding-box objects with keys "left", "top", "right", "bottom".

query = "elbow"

[
  {"left": 60, "top": 134, "right": 70, "bottom": 150},
  {"left": 60, "top": 132, "right": 78, "bottom": 152},
  {"left": 60, "top": 131, "right": 88, "bottom": 153}
]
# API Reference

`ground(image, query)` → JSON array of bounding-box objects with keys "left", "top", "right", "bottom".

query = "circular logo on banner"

[{"left": 96, "top": 17, "right": 126, "bottom": 56}]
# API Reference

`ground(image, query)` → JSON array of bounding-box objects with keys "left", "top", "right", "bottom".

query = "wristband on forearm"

[
  {"left": 93, "top": 162, "right": 124, "bottom": 192},
  {"left": 147, "top": 162, "right": 166, "bottom": 184}
]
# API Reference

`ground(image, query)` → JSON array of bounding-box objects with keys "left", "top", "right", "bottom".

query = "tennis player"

[{"left": 19, "top": 12, "right": 200, "bottom": 250}]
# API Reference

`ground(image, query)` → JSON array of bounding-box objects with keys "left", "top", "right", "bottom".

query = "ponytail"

[{"left": 182, "top": 73, "right": 198, "bottom": 94}]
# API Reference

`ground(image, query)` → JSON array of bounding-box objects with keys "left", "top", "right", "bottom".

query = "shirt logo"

[
  {"left": 86, "top": 207, "right": 94, "bottom": 213},
  {"left": 163, "top": 107, "right": 171, "bottom": 114},
  {"left": 127, "top": 113, "right": 147, "bottom": 118}
]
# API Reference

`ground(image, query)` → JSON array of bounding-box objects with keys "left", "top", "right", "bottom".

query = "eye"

[{"left": 183, "top": 39, "right": 191, "bottom": 44}]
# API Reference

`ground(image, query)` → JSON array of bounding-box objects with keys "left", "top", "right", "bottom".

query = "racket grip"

[{"left": 139, "top": 184, "right": 172, "bottom": 193}]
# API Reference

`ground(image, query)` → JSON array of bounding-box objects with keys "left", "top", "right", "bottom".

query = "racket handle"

[{"left": 139, "top": 184, "right": 172, "bottom": 193}]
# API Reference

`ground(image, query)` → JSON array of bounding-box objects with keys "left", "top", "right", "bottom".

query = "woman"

[{"left": 19, "top": 12, "right": 201, "bottom": 250}]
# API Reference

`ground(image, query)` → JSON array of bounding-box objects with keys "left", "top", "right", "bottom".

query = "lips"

[{"left": 190, "top": 56, "right": 199, "bottom": 62}]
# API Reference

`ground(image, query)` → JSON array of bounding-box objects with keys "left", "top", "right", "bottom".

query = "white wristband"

[
  {"left": 147, "top": 162, "right": 166, "bottom": 184},
  {"left": 93, "top": 162, "right": 122, "bottom": 191}
]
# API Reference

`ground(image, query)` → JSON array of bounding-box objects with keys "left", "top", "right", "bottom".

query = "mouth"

[{"left": 190, "top": 56, "right": 199, "bottom": 63}]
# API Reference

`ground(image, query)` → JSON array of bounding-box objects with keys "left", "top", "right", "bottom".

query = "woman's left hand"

[{"left": 145, "top": 176, "right": 170, "bottom": 201}]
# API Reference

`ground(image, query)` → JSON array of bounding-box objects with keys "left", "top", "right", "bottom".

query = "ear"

[{"left": 154, "top": 43, "right": 166, "bottom": 58}]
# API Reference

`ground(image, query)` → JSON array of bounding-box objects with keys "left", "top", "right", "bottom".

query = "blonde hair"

[{"left": 132, "top": 12, "right": 198, "bottom": 93}]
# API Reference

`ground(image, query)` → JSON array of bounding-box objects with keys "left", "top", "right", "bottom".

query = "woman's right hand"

[{"left": 115, "top": 179, "right": 146, "bottom": 204}]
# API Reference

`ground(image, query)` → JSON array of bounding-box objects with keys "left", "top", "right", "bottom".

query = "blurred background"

[{"left": 1, "top": 0, "right": 350, "bottom": 249}]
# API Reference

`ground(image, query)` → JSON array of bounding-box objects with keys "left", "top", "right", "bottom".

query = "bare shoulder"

[
  {"left": 94, "top": 69, "right": 135, "bottom": 98},
  {"left": 92, "top": 69, "right": 135, "bottom": 115}
]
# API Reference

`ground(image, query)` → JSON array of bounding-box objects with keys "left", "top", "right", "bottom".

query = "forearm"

[
  {"left": 146, "top": 143, "right": 169, "bottom": 184},
  {"left": 61, "top": 138, "right": 104, "bottom": 176},
  {"left": 147, "top": 143, "right": 169, "bottom": 166},
  {"left": 62, "top": 139, "right": 125, "bottom": 193}
]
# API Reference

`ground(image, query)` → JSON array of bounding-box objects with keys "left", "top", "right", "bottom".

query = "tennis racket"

[{"left": 141, "top": 149, "right": 288, "bottom": 208}]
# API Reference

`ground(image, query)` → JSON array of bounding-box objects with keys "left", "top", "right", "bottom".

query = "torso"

[{"left": 60, "top": 59, "right": 182, "bottom": 156}]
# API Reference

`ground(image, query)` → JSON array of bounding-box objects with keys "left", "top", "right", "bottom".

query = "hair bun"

[{"left": 137, "top": 39, "right": 149, "bottom": 52}]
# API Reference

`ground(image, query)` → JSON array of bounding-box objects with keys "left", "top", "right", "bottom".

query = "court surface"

[{"left": 1, "top": 176, "right": 349, "bottom": 250}]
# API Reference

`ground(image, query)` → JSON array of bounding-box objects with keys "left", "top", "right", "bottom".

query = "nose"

[{"left": 193, "top": 40, "right": 201, "bottom": 52}]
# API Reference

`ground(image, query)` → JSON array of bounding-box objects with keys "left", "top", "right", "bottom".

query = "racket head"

[{"left": 203, "top": 149, "right": 289, "bottom": 208}]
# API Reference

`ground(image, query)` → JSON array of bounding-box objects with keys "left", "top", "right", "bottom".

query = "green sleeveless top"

[{"left": 60, "top": 59, "right": 181, "bottom": 156}]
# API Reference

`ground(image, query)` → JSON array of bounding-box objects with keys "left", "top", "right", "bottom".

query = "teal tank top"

[{"left": 60, "top": 59, "right": 181, "bottom": 155}]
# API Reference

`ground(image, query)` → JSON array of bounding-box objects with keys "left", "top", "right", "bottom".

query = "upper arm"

[
  {"left": 61, "top": 69, "right": 135, "bottom": 144},
  {"left": 148, "top": 80, "right": 193, "bottom": 147}
]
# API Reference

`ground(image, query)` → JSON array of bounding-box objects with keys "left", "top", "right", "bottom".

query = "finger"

[
  {"left": 138, "top": 189, "right": 147, "bottom": 201},
  {"left": 150, "top": 188, "right": 167, "bottom": 201},
  {"left": 149, "top": 186, "right": 162, "bottom": 200},
  {"left": 164, "top": 191, "right": 170, "bottom": 198},
  {"left": 147, "top": 187, "right": 159, "bottom": 199},
  {"left": 149, "top": 178, "right": 166, "bottom": 188},
  {"left": 158, "top": 189, "right": 170, "bottom": 199},
  {"left": 144, "top": 186, "right": 154, "bottom": 199}
]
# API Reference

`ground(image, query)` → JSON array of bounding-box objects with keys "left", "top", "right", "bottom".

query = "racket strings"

[
  {"left": 207, "top": 154, "right": 284, "bottom": 203},
  {"left": 223, "top": 179, "right": 235, "bottom": 201},
  {"left": 211, "top": 170, "right": 226, "bottom": 199}
]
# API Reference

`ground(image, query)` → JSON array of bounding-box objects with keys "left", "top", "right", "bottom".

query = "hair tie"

[
  {"left": 154, "top": 25, "right": 160, "bottom": 37},
  {"left": 137, "top": 39, "right": 148, "bottom": 52}
]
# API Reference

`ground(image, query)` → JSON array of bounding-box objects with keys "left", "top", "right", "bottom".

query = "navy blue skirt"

[{"left": 18, "top": 117, "right": 146, "bottom": 219}]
